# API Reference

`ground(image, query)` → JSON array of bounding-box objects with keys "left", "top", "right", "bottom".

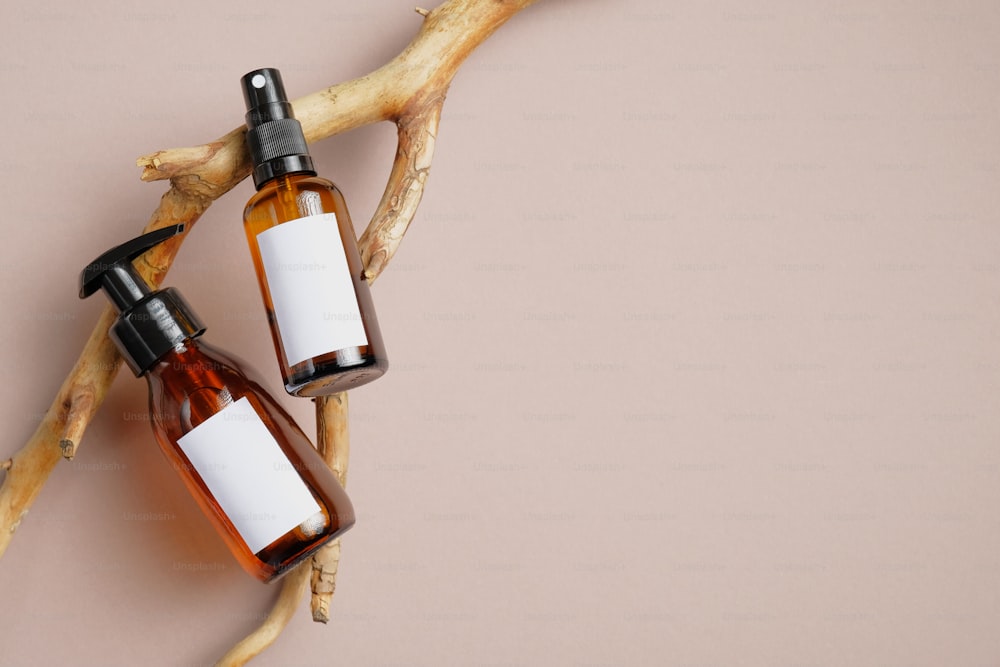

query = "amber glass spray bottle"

[
  {"left": 79, "top": 225, "right": 355, "bottom": 582},
  {"left": 241, "top": 67, "right": 388, "bottom": 397}
]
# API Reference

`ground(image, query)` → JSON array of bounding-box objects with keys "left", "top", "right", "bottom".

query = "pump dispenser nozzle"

[
  {"left": 80, "top": 224, "right": 205, "bottom": 376},
  {"left": 241, "top": 68, "right": 315, "bottom": 189}
]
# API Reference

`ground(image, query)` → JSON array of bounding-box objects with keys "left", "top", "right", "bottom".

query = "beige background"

[{"left": 2, "top": 1, "right": 1000, "bottom": 665}]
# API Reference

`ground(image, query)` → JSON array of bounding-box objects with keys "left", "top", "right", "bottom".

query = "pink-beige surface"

[{"left": 2, "top": 1, "right": 1000, "bottom": 665}]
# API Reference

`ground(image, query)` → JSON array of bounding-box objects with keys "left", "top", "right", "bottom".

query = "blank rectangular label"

[
  {"left": 177, "top": 396, "right": 321, "bottom": 554},
  {"left": 256, "top": 213, "right": 368, "bottom": 366}
]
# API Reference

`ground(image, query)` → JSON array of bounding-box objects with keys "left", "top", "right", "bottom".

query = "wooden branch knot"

[{"left": 59, "top": 386, "right": 97, "bottom": 461}]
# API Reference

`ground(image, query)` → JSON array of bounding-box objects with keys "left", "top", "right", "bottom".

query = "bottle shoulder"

[
  {"left": 146, "top": 340, "right": 292, "bottom": 433},
  {"left": 147, "top": 341, "right": 248, "bottom": 388},
  {"left": 245, "top": 174, "right": 341, "bottom": 209},
  {"left": 244, "top": 173, "right": 350, "bottom": 229}
]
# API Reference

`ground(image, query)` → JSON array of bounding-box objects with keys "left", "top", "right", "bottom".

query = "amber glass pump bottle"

[
  {"left": 79, "top": 225, "right": 355, "bottom": 582},
  {"left": 241, "top": 67, "right": 388, "bottom": 397}
]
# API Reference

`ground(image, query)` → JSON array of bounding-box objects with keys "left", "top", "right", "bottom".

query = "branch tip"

[
  {"left": 1, "top": 459, "right": 11, "bottom": 472},
  {"left": 415, "top": 7, "right": 430, "bottom": 17},
  {"left": 310, "top": 540, "right": 341, "bottom": 623}
]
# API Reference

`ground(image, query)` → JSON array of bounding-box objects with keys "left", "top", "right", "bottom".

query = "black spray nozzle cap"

[
  {"left": 79, "top": 224, "right": 206, "bottom": 376},
  {"left": 241, "top": 67, "right": 315, "bottom": 189}
]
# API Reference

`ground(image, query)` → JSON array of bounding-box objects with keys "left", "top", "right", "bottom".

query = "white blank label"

[
  {"left": 256, "top": 213, "right": 368, "bottom": 366},
  {"left": 177, "top": 396, "right": 321, "bottom": 554}
]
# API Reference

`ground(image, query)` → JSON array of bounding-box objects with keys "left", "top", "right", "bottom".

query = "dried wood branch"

[
  {"left": 311, "top": 392, "right": 350, "bottom": 623},
  {"left": 1, "top": 0, "right": 538, "bottom": 662},
  {"left": 360, "top": 97, "right": 444, "bottom": 280},
  {"left": 213, "top": 562, "right": 312, "bottom": 667}
]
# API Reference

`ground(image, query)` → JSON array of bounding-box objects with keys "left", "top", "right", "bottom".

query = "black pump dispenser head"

[
  {"left": 241, "top": 67, "right": 316, "bottom": 189},
  {"left": 80, "top": 225, "right": 206, "bottom": 376}
]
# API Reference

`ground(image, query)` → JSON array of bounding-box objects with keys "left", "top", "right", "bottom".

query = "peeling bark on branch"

[
  {"left": 310, "top": 393, "right": 350, "bottom": 624},
  {"left": 361, "top": 97, "right": 444, "bottom": 281}
]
